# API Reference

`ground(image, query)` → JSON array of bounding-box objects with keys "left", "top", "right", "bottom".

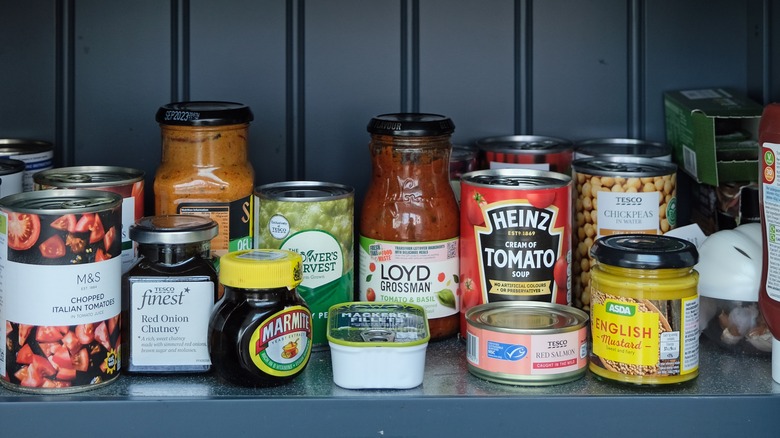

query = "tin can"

[
  {"left": 0, "top": 139, "right": 55, "bottom": 192},
  {"left": 589, "top": 234, "right": 699, "bottom": 385},
  {"left": 459, "top": 169, "right": 572, "bottom": 339},
  {"left": 574, "top": 138, "right": 673, "bottom": 162},
  {"left": 465, "top": 301, "right": 589, "bottom": 386},
  {"left": 0, "top": 158, "right": 25, "bottom": 198},
  {"left": 0, "top": 189, "right": 123, "bottom": 393},
  {"left": 450, "top": 144, "right": 479, "bottom": 204},
  {"left": 254, "top": 181, "right": 354, "bottom": 349},
  {"left": 571, "top": 156, "right": 678, "bottom": 311},
  {"left": 33, "top": 166, "right": 145, "bottom": 273},
  {"left": 476, "top": 135, "right": 573, "bottom": 175}
]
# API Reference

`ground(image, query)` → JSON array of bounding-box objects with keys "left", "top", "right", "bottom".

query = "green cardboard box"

[{"left": 664, "top": 88, "right": 763, "bottom": 185}]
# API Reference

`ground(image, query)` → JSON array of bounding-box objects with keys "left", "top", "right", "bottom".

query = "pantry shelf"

[{"left": 1, "top": 337, "right": 777, "bottom": 436}]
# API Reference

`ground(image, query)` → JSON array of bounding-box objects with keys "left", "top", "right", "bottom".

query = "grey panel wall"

[{"left": 0, "top": 0, "right": 778, "bottom": 211}]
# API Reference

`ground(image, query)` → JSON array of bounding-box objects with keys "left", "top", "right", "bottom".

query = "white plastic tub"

[{"left": 327, "top": 302, "right": 429, "bottom": 389}]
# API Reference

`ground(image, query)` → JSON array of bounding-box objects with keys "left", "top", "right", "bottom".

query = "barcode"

[
  {"left": 682, "top": 145, "right": 697, "bottom": 177},
  {"left": 447, "top": 240, "right": 457, "bottom": 259},
  {"left": 466, "top": 332, "right": 479, "bottom": 364}
]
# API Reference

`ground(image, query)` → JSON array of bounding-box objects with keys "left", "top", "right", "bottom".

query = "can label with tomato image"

[
  {"left": 34, "top": 166, "right": 145, "bottom": 273},
  {"left": 0, "top": 190, "right": 123, "bottom": 393},
  {"left": 459, "top": 169, "right": 572, "bottom": 338}
]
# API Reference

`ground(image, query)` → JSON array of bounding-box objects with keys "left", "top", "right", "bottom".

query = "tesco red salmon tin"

[
  {"left": 459, "top": 169, "right": 572, "bottom": 338},
  {"left": 34, "top": 166, "right": 145, "bottom": 273},
  {"left": 466, "top": 301, "right": 589, "bottom": 385},
  {"left": 0, "top": 189, "right": 123, "bottom": 393}
]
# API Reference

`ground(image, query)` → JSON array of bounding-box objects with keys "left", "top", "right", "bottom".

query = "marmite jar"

[
  {"left": 359, "top": 113, "right": 460, "bottom": 340},
  {"left": 208, "top": 249, "right": 312, "bottom": 387}
]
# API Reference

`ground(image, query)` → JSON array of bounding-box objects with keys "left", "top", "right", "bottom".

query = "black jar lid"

[
  {"left": 590, "top": 234, "right": 698, "bottom": 269},
  {"left": 130, "top": 215, "right": 218, "bottom": 245},
  {"left": 367, "top": 113, "right": 455, "bottom": 136},
  {"left": 156, "top": 101, "right": 254, "bottom": 126}
]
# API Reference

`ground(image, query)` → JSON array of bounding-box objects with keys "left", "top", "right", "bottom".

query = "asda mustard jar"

[
  {"left": 589, "top": 234, "right": 699, "bottom": 385},
  {"left": 208, "top": 249, "right": 312, "bottom": 387},
  {"left": 154, "top": 101, "right": 255, "bottom": 263}
]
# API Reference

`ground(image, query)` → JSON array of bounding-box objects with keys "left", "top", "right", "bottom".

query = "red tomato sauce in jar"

[{"left": 358, "top": 113, "right": 460, "bottom": 341}]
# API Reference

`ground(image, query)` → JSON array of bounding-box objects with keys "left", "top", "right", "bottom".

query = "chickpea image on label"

[{"left": 571, "top": 167, "right": 676, "bottom": 311}]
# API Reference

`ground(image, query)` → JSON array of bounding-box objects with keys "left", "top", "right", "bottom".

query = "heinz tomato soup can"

[
  {"left": 459, "top": 169, "right": 572, "bottom": 339},
  {"left": 34, "top": 166, "right": 145, "bottom": 273},
  {"left": 0, "top": 189, "right": 123, "bottom": 393}
]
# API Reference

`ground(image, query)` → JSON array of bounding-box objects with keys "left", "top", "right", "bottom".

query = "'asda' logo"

[{"left": 606, "top": 301, "right": 636, "bottom": 317}]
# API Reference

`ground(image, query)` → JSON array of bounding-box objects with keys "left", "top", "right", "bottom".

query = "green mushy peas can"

[{"left": 254, "top": 181, "right": 355, "bottom": 349}]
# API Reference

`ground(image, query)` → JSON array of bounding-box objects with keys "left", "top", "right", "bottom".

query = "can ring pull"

[{"left": 361, "top": 329, "right": 396, "bottom": 342}]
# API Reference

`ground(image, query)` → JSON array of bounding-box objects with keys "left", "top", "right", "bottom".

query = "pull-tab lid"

[{"left": 327, "top": 302, "right": 430, "bottom": 347}]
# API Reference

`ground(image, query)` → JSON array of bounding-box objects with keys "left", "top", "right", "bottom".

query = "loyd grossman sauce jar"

[
  {"left": 358, "top": 113, "right": 460, "bottom": 340},
  {"left": 154, "top": 101, "right": 255, "bottom": 265},
  {"left": 589, "top": 234, "right": 699, "bottom": 385},
  {"left": 122, "top": 215, "right": 219, "bottom": 373},
  {"left": 209, "top": 249, "right": 312, "bottom": 387}
]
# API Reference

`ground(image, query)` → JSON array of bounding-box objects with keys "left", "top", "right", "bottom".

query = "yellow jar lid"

[{"left": 219, "top": 249, "right": 303, "bottom": 289}]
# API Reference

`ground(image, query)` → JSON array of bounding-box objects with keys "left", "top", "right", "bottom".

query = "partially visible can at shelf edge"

[
  {"left": 476, "top": 135, "right": 574, "bottom": 175},
  {"left": 459, "top": 169, "right": 572, "bottom": 339},
  {"left": 465, "top": 301, "right": 589, "bottom": 386},
  {"left": 0, "top": 189, "right": 123, "bottom": 393},
  {"left": 0, "top": 158, "right": 26, "bottom": 198},
  {"left": 0, "top": 139, "right": 55, "bottom": 192},
  {"left": 254, "top": 181, "right": 354, "bottom": 349},
  {"left": 34, "top": 166, "right": 145, "bottom": 273}
]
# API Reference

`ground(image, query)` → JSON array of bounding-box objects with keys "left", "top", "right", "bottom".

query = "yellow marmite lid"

[{"left": 219, "top": 249, "right": 303, "bottom": 289}]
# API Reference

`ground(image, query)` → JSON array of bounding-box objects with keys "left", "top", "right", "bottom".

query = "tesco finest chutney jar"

[
  {"left": 254, "top": 181, "right": 354, "bottom": 350},
  {"left": 122, "top": 215, "right": 219, "bottom": 373},
  {"left": 459, "top": 169, "right": 572, "bottom": 339},
  {"left": 571, "top": 156, "right": 678, "bottom": 312},
  {"left": 589, "top": 234, "right": 700, "bottom": 385},
  {"left": 208, "top": 249, "right": 312, "bottom": 387},
  {"left": 465, "top": 302, "right": 588, "bottom": 386},
  {"left": 0, "top": 138, "right": 54, "bottom": 192},
  {"left": 476, "top": 135, "right": 574, "bottom": 175},
  {"left": 0, "top": 189, "right": 123, "bottom": 393},
  {"left": 34, "top": 166, "right": 145, "bottom": 273},
  {"left": 153, "top": 101, "right": 255, "bottom": 265},
  {"left": 359, "top": 113, "right": 460, "bottom": 341}
]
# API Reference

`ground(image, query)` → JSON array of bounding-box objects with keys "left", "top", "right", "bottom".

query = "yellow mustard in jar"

[
  {"left": 154, "top": 101, "right": 255, "bottom": 262},
  {"left": 588, "top": 234, "right": 699, "bottom": 385}
]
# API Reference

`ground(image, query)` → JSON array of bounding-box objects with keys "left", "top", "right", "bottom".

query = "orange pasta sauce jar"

[{"left": 153, "top": 101, "right": 255, "bottom": 266}]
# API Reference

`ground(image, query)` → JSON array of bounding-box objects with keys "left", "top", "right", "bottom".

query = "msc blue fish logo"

[
  {"left": 487, "top": 341, "right": 527, "bottom": 361},
  {"left": 503, "top": 344, "right": 527, "bottom": 361}
]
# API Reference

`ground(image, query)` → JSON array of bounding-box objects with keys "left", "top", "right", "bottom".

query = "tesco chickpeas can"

[{"left": 571, "top": 156, "right": 678, "bottom": 311}]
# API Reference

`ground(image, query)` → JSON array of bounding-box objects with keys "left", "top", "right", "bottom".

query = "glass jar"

[
  {"left": 153, "top": 101, "right": 255, "bottom": 262},
  {"left": 358, "top": 113, "right": 460, "bottom": 340},
  {"left": 209, "top": 249, "right": 312, "bottom": 387},
  {"left": 122, "top": 215, "right": 219, "bottom": 373},
  {"left": 588, "top": 234, "right": 699, "bottom": 385}
]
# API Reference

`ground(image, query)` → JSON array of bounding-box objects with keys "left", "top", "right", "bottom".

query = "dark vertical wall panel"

[
  {"left": 0, "top": 2, "right": 56, "bottom": 142},
  {"left": 644, "top": 0, "right": 749, "bottom": 141},
  {"left": 418, "top": 0, "right": 515, "bottom": 146},
  {"left": 532, "top": 0, "right": 629, "bottom": 141},
  {"left": 189, "top": 1, "right": 287, "bottom": 186},
  {"left": 304, "top": 0, "right": 402, "bottom": 198},
  {"left": 72, "top": 1, "right": 170, "bottom": 186}
]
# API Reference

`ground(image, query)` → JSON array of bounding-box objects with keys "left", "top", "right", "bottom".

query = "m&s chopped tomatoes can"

[
  {"left": 0, "top": 190, "right": 123, "bottom": 393},
  {"left": 459, "top": 169, "right": 572, "bottom": 339}
]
